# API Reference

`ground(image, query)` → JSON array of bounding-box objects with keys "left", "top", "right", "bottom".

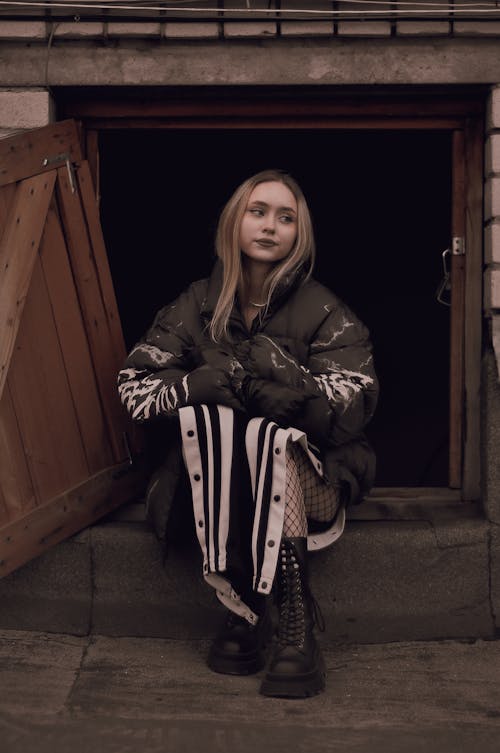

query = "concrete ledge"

[
  {"left": 5, "top": 39, "right": 500, "bottom": 87},
  {"left": 0, "top": 517, "right": 493, "bottom": 642},
  {"left": 91, "top": 522, "right": 220, "bottom": 639},
  {"left": 0, "top": 537, "right": 92, "bottom": 635},
  {"left": 317, "top": 518, "right": 492, "bottom": 643}
]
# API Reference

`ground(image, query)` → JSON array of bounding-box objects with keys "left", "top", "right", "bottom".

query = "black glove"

[
  {"left": 247, "top": 335, "right": 318, "bottom": 395},
  {"left": 186, "top": 365, "right": 243, "bottom": 411},
  {"left": 243, "top": 376, "right": 308, "bottom": 426}
]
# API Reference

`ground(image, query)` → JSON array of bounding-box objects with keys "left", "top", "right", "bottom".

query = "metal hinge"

[
  {"left": 42, "top": 151, "right": 77, "bottom": 194},
  {"left": 452, "top": 236, "right": 465, "bottom": 256}
]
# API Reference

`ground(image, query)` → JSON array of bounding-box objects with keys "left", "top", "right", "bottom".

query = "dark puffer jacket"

[{"left": 118, "top": 261, "right": 378, "bottom": 540}]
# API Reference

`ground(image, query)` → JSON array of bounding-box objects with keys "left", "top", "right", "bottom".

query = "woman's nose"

[{"left": 262, "top": 214, "right": 276, "bottom": 233}]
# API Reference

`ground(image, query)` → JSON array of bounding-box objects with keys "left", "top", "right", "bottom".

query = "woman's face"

[{"left": 239, "top": 181, "right": 298, "bottom": 266}]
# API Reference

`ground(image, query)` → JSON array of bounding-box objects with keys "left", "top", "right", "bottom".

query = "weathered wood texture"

[
  {"left": 85, "top": 129, "right": 100, "bottom": 203},
  {"left": 56, "top": 166, "right": 128, "bottom": 462},
  {"left": 0, "top": 383, "right": 37, "bottom": 522},
  {"left": 0, "top": 172, "right": 56, "bottom": 399},
  {"left": 463, "top": 117, "right": 483, "bottom": 501},
  {"left": 7, "top": 255, "right": 90, "bottom": 502},
  {"left": 0, "top": 120, "right": 82, "bottom": 188},
  {"left": 61, "top": 93, "right": 484, "bottom": 120},
  {"left": 0, "top": 463, "right": 146, "bottom": 578},
  {"left": 77, "top": 162, "right": 126, "bottom": 363},
  {"left": 39, "top": 199, "right": 113, "bottom": 473},
  {"left": 0, "top": 121, "right": 136, "bottom": 576},
  {"left": 449, "top": 130, "right": 466, "bottom": 489}
]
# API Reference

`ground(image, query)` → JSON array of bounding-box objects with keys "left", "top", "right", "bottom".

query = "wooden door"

[{"left": 0, "top": 120, "right": 142, "bottom": 577}]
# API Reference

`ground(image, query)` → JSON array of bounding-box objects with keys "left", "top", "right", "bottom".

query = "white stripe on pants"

[{"left": 179, "top": 405, "right": 345, "bottom": 622}]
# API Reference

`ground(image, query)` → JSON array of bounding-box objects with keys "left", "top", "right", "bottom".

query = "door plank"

[
  {"left": 87, "top": 116, "right": 465, "bottom": 131},
  {"left": 39, "top": 200, "right": 113, "bottom": 473},
  {"left": 85, "top": 129, "right": 100, "bottom": 204},
  {"left": 449, "top": 130, "right": 466, "bottom": 489},
  {"left": 60, "top": 94, "right": 483, "bottom": 120},
  {"left": 77, "top": 162, "right": 126, "bottom": 367},
  {"left": 0, "top": 486, "right": 8, "bottom": 524},
  {"left": 0, "top": 183, "right": 17, "bottom": 243},
  {"left": 56, "top": 165, "right": 128, "bottom": 462},
  {"left": 76, "top": 162, "right": 143, "bottom": 454},
  {"left": 0, "top": 120, "right": 82, "bottom": 187},
  {"left": 0, "top": 462, "right": 146, "bottom": 578},
  {"left": 0, "top": 382, "right": 37, "bottom": 525},
  {"left": 0, "top": 171, "right": 56, "bottom": 400},
  {"left": 462, "top": 118, "right": 483, "bottom": 500},
  {"left": 7, "top": 258, "right": 89, "bottom": 504}
]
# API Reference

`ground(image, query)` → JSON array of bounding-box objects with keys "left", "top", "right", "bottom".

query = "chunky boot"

[
  {"left": 260, "top": 537, "right": 326, "bottom": 698},
  {"left": 208, "top": 599, "right": 273, "bottom": 676}
]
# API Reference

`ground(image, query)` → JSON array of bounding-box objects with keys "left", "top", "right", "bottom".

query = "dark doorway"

[{"left": 99, "top": 129, "right": 452, "bottom": 487}]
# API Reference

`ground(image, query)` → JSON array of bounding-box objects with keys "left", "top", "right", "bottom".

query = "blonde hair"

[{"left": 209, "top": 169, "right": 315, "bottom": 342}]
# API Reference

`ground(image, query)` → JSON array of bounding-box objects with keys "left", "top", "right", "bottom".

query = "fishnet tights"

[
  {"left": 283, "top": 447, "right": 308, "bottom": 536},
  {"left": 283, "top": 443, "right": 340, "bottom": 537}
]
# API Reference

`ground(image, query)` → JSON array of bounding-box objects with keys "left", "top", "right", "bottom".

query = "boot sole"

[
  {"left": 259, "top": 656, "right": 326, "bottom": 698},
  {"left": 208, "top": 647, "right": 267, "bottom": 676}
]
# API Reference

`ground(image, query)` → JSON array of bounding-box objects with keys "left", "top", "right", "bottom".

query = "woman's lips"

[{"left": 255, "top": 239, "right": 278, "bottom": 248}]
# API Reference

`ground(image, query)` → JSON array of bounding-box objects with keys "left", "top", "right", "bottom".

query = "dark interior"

[{"left": 99, "top": 129, "right": 452, "bottom": 487}]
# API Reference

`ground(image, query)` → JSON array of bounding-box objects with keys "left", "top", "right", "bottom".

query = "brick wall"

[
  {"left": 0, "top": 88, "right": 54, "bottom": 138},
  {"left": 1, "top": 14, "right": 500, "bottom": 41}
]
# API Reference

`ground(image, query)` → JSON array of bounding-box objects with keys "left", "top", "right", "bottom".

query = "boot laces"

[{"left": 277, "top": 542, "right": 325, "bottom": 648}]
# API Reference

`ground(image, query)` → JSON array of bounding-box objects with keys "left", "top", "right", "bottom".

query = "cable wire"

[{"left": 2, "top": 0, "right": 500, "bottom": 12}]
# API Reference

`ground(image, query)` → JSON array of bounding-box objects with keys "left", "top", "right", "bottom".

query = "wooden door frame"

[{"left": 59, "top": 88, "right": 485, "bottom": 511}]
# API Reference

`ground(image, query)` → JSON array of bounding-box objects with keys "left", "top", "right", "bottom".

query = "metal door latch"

[
  {"left": 42, "top": 152, "right": 77, "bottom": 194},
  {"left": 436, "top": 248, "right": 451, "bottom": 307}
]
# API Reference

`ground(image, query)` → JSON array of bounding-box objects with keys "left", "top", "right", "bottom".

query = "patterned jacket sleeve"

[
  {"left": 117, "top": 293, "right": 194, "bottom": 423},
  {"left": 306, "top": 300, "right": 379, "bottom": 446}
]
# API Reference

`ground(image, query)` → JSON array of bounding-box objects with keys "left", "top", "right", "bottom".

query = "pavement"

[{"left": 1, "top": 629, "right": 500, "bottom": 753}]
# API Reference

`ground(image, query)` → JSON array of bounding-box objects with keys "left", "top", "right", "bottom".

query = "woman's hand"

[
  {"left": 246, "top": 335, "right": 313, "bottom": 392},
  {"left": 242, "top": 376, "right": 308, "bottom": 425},
  {"left": 186, "top": 364, "right": 244, "bottom": 411}
]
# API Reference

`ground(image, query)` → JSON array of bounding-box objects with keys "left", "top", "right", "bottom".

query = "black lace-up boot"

[
  {"left": 260, "top": 537, "right": 325, "bottom": 698},
  {"left": 208, "top": 594, "right": 273, "bottom": 676}
]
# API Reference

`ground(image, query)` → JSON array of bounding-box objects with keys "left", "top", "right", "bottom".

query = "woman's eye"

[
  {"left": 249, "top": 208, "right": 263, "bottom": 216},
  {"left": 280, "top": 215, "right": 294, "bottom": 224}
]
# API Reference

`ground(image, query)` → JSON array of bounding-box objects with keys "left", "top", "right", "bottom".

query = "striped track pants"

[{"left": 179, "top": 404, "right": 345, "bottom": 624}]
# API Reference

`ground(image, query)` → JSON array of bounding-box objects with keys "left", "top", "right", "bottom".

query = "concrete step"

[{"left": 0, "top": 502, "right": 495, "bottom": 643}]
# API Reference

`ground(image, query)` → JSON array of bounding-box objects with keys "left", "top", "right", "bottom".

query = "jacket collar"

[{"left": 200, "top": 258, "right": 306, "bottom": 323}]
